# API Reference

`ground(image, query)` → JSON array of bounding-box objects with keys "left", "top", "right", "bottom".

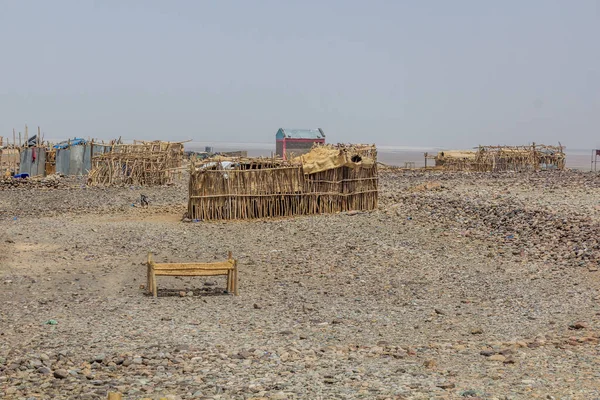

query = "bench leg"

[
  {"left": 147, "top": 252, "right": 154, "bottom": 295},
  {"left": 234, "top": 261, "right": 239, "bottom": 296},
  {"left": 227, "top": 270, "right": 233, "bottom": 293},
  {"left": 147, "top": 263, "right": 152, "bottom": 295},
  {"left": 152, "top": 270, "right": 157, "bottom": 297}
]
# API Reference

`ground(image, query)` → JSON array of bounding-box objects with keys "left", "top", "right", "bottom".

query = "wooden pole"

[
  {"left": 25, "top": 124, "right": 28, "bottom": 147},
  {"left": 37, "top": 126, "right": 40, "bottom": 147},
  {"left": 12, "top": 129, "right": 16, "bottom": 174},
  {"left": 90, "top": 139, "right": 94, "bottom": 171}
]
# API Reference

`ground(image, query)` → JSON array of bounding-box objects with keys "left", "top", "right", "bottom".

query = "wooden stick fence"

[
  {"left": 434, "top": 143, "right": 565, "bottom": 172},
  {"left": 188, "top": 145, "right": 378, "bottom": 221},
  {"left": 88, "top": 141, "right": 184, "bottom": 186},
  {"left": 0, "top": 131, "right": 20, "bottom": 177}
]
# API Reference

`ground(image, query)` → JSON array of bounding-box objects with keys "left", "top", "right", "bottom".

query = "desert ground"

[{"left": 1, "top": 170, "right": 600, "bottom": 399}]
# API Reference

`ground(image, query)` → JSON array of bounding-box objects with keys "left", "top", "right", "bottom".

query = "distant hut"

[
  {"left": 434, "top": 150, "right": 478, "bottom": 171},
  {"left": 276, "top": 128, "right": 325, "bottom": 160},
  {"left": 433, "top": 144, "right": 565, "bottom": 172}
]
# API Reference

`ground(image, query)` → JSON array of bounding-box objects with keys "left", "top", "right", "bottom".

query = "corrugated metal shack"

[
  {"left": 19, "top": 139, "right": 111, "bottom": 177},
  {"left": 275, "top": 128, "right": 326, "bottom": 160}
]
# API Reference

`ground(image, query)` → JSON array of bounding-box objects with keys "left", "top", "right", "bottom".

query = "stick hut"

[
  {"left": 88, "top": 140, "right": 184, "bottom": 186},
  {"left": 188, "top": 144, "right": 378, "bottom": 221},
  {"left": 435, "top": 143, "right": 565, "bottom": 172}
]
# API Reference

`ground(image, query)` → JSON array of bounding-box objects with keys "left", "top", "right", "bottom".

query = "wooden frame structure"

[
  {"left": 146, "top": 252, "right": 238, "bottom": 297},
  {"left": 188, "top": 144, "right": 378, "bottom": 221},
  {"left": 434, "top": 143, "right": 565, "bottom": 172},
  {"left": 88, "top": 141, "right": 184, "bottom": 186},
  {"left": 0, "top": 147, "right": 20, "bottom": 177},
  {"left": 1, "top": 129, "right": 20, "bottom": 176}
]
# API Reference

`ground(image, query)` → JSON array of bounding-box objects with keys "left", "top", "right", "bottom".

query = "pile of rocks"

[
  {"left": 381, "top": 169, "right": 600, "bottom": 270},
  {"left": 0, "top": 175, "right": 67, "bottom": 191}
]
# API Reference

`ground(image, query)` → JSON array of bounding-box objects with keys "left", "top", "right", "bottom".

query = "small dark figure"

[{"left": 140, "top": 194, "right": 149, "bottom": 208}]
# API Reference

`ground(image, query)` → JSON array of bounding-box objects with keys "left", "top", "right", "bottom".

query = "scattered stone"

[
  {"left": 53, "top": 369, "right": 68, "bottom": 379},
  {"left": 3, "top": 170, "right": 600, "bottom": 398},
  {"left": 569, "top": 322, "right": 588, "bottom": 330},
  {"left": 437, "top": 382, "right": 456, "bottom": 390}
]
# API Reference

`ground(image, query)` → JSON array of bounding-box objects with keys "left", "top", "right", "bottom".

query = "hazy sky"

[{"left": 1, "top": 0, "right": 599, "bottom": 149}]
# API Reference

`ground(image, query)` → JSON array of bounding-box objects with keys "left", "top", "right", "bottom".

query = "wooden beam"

[
  {"left": 152, "top": 261, "right": 234, "bottom": 271},
  {"left": 154, "top": 269, "right": 230, "bottom": 277}
]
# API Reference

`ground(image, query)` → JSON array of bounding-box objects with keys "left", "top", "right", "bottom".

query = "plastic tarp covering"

[
  {"left": 69, "top": 145, "right": 85, "bottom": 176},
  {"left": 296, "top": 146, "right": 374, "bottom": 175},
  {"left": 56, "top": 148, "right": 71, "bottom": 175},
  {"left": 53, "top": 138, "right": 86, "bottom": 149},
  {"left": 198, "top": 161, "right": 238, "bottom": 170}
]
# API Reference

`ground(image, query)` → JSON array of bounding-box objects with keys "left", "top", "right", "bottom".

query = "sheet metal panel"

[
  {"left": 69, "top": 145, "right": 85, "bottom": 176},
  {"left": 82, "top": 145, "right": 92, "bottom": 174},
  {"left": 18, "top": 148, "right": 46, "bottom": 176},
  {"left": 34, "top": 149, "right": 46, "bottom": 176},
  {"left": 19, "top": 148, "right": 31, "bottom": 175},
  {"left": 56, "top": 149, "right": 71, "bottom": 175}
]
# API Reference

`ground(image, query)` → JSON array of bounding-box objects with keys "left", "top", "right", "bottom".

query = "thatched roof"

[{"left": 436, "top": 150, "right": 477, "bottom": 160}]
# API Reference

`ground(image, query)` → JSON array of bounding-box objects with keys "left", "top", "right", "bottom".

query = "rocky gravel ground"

[{"left": 1, "top": 171, "right": 600, "bottom": 399}]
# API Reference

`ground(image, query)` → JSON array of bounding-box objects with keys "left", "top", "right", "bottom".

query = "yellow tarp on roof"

[{"left": 295, "top": 146, "right": 374, "bottom": 175}]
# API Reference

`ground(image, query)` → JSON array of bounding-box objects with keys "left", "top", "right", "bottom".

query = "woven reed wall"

[{"left": 188, "top": 151, "right": 378, "bottom": 221}]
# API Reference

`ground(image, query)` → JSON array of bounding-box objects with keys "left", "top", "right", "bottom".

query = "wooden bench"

[{"left": 146, "top": 251, "right": 238, "bottom": 297}]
